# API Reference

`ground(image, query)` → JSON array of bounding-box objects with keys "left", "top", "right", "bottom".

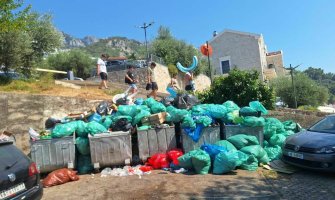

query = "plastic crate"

[
  {"left": 181, "top": 126, "right": 220, "bottom": 153},
  {"left": 224, "top": 125, "right": 264, "bottom": 146},
  {"left": 88, "top": 131, "right": 132, "bottom": 170},
  {"left": 30, "top": 134, "right": 76, "bottom": 173},
  {"left": 137, "top": 126, "right": 176, "bottom": 162}
]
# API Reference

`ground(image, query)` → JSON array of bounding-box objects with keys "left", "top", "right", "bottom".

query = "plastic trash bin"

[
  {"left": 137, "top": 126, "right": 176, "bottom": 162},
  {"left": 30, "top": 134, "right": 76, "bottom": 173},
  {"left": 88, "top": 131, "right": 132, "bottom": 170}
]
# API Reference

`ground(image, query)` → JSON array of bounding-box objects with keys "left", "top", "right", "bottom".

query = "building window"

[{"left": 221, "top": 60, "right": 230, "bottom": 74}]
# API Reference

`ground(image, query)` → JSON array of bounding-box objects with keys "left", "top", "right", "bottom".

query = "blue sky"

[{"left": 25, "top": 0, "right": 335, "bottom": 73}]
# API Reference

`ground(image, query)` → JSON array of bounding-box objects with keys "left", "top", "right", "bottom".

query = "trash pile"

[{"left": 28, "top": 93, "right": 302, "bottom": 185}]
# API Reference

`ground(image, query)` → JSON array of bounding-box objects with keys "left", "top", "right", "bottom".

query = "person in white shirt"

[
  {"left": 185, "top": 71, "right": 195, "bottom": 92},
  {"left": 97, "top": 54, "right": 108, "bottom": 89}
]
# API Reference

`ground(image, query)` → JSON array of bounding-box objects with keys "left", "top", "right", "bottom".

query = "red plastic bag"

[
  {"left": 139, "top": 165, "right": 153, "bottom": 172},
  {"left": 147, "top": 153, "right": 169, "bottom": 169},
  {"left": 167, "top": 148, "right": 184, "bottom": 165},
  {"left": 43, "top": 168, "right": 79, "bottom": 188}
]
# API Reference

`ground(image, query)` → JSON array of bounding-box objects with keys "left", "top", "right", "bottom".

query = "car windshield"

[
  {"left": 0, "top": 143, "right": 24, "bottom": 171},
  {"left": 309, "top": 116, "right": 335, "bottom": 134}
]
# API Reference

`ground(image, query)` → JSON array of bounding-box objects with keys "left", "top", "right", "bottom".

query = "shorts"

[
  {"left": 151, "top": 82, "right": 158, "bottom": 90},
  {"left": 185, "top": 84, "right": 195, "bottom": 91},
  {"left": 100, "top": 72, "right": 107, "bottom": 80},
  {"left": 129, "top": 83, "right": 137, "bottom": 90}
]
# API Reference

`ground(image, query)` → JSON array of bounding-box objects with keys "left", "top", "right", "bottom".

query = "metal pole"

[
  {"left": 143, "top": 23, "right": 148, "bottom": 61},
  {"left": 206, "top": 41, "right": 212, "bottom": 83},
  {"left": 290, "top": 64, "right": 298, "bottom": 108}
]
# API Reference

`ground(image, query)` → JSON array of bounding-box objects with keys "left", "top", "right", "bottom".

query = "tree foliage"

[
  {"left": 197, "top": 69, "right": 275, "bottom": 109},
  {"left": 47, "top": 49, "right": 95, "bottom": 79},
  {"left": 271, "top": 72, "right": 329, "bottom": 108},
  {"left": 0, "top": 0, "right": 31, "bottom": 32},
  {"left": 151, "top": 26, "right": 209, "bottom": 76}
]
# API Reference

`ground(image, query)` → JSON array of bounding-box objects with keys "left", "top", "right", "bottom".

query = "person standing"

[
  {"left": 97, "top": 54, "right": 108, "bottom": 89},
  {"left": 125, "top": 65, "right": 137, "bottom": 95},
  {"left": 185, "top": 71, "right": 195, "bottom": 92},
  {"left": 147, "top": 62, "right": 158, "bottom": 99}
]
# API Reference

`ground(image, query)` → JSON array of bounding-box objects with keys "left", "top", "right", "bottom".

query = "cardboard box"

[{"left": 141, "top": 112, "right": 167, "bottom": 126}]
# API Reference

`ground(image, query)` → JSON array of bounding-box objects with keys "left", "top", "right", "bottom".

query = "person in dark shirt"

[{"left": 125, "top": 65, "right": 137, "bottom": 94}]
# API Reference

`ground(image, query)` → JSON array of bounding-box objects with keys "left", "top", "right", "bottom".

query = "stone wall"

[
  {"left": 102, "top": 63, "right": 211, "bottom": 93},
  {"left": 0, "top": 92, "right": 100, "bottom": 154}
]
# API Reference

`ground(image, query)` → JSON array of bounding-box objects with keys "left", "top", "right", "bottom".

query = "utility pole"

[
  {"left": 285, "top": 64, "right": 301, "bottom": 108},
  {"left": 206, "top": 41, "right": 212, "bottom": 83},
  {"left": 138, "top": 22, "right": 154, "bottom": 62}
]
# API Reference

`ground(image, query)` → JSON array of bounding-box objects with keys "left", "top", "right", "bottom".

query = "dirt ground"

[{"left": 42, "top": 170, "right": 277, "bottom": 200}]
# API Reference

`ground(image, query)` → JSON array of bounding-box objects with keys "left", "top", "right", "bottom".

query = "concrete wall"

[
  {"left": 209, "top": 31, "right": 263, "bottom": 76},
  {"left": 266, "top": 52, "right": 286, "bottom": 76},
  {"left": 0, "top": 93, "right": 100, "bottom": 154}
]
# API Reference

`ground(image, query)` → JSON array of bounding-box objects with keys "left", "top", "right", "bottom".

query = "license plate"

[
  {"left": 0, "top": 183, "right": 26, "bottom": 199},
  {"left": 288, "top": 152, "right": 304, "bottom": 159}
]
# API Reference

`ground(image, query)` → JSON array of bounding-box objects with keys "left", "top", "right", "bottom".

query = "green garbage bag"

[
  {"left": 117, "top": 105, "right": 140, "bottom": 118},
  {"left": 99, "top": 116, "right": 113, "bottom": 129},
  {"left": 240, "top": 145, "right": 270, "bottom": 164},
  {"left": 76, "top": 137, "right": 90, "bottom": 155},
  {"left": 144, "top": 97, "right": 157, "bottom": 107},
  {"left": 227, "top": 134, "right": 259, "bottom": 149},
  {"left": 151, "top": 102, "right": 166, "bottom": 114},
  {"left": 86, "top": 121, "right": 107, "bottom": 136},
  {"left": 75, "top": 120, "right": 88, "bottom": 138},
  {"left": 222, "top": 101, "right": 240, "bottom": 112},
  {"left": 191, "top": 105, "right": 207, "bottom": 116},
  {"left": 249, "top": 101, "right": 268, "bottom": 115},
  {"left": 204, "top": 104, "right": 228, "bottom": 119},
  {"left": 77, "top": 154, "right": 93, "bottom": 174},
  {"left": 282, "top": 130, "right": 295, "bottom": 137},
  {"left": 263, "top": 140, "right": 270, "bottom": 147},
  {"left": 166, "top": 106, "right": 189, "bottom": 122},
  {"left": 264, "top": 145, "right": 282, "bottom": 161},
  {"left": 132, "top": 110, "right": 151, "bottom": 126},
  {"left": 194, "top": 115, "right": 212, "bottom": 127},
  {"left": 239, "top": 106, "right": 258, "bottom": 117},
  {"left": 110, "top": 114, "right": 132, "bottom": 126},
  {"left": 282, "top": 120, "right": 297, "bottom": 131},
  {"left": 181, "top": 115, "right": 196, "bottom": 129},
  {"left": 213, "top": 150, "right": 249, "bottom": 174},
  {"left": 269, "top": 134, "right": 287, "bottom": 146},
  {"left": 215, "top": 140, "right": 237, "bottom": 152},
  {"left": 223, "top": 110, "right": 240, "bottom": 124},
  {"left": 137, "top": 105, "right": 150, "bottom": 112},
  {"left": 191, "top": 150, "right": 211, "bottom": 174},
  {"left": 241, "top": 116, "right": 265, "bottom": 127},
  {"left": 137, "top": 125, "right": 151, "bottom": 131},
  {"left": 178, "top": 150, "right": 198, "bottom": 169},
  {"left": 51, "top": 121, "right": 77, "bottom": 138},
  {"left": 240, "top": 154, "right": 259, "bottom": 171},
  {"left": 264, "top": 118, "right": 285, "bottom": 140}
]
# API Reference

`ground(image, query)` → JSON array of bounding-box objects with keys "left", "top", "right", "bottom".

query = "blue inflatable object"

[{"left": 176, "top": 56, "right": 198, "bottom": 73}]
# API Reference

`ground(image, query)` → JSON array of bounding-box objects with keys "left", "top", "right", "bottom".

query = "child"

[{"left": 125, "top": 65, "right": 137, "bottom": 95}]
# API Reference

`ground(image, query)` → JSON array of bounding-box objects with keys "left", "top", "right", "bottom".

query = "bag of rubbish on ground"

[
  {"left": 167, "top": 148, "right": 184, "bottom": 165},
  {"left": 178, "top": 150, "right": 199, "bottom": 169},
  {"left": 183, "top": 124, "right": 204, "bottom": 142},
  {"left": 239, "top": 106, "right": 259, "bottom": 117},
  {"left": 282, "top": 120, "right": 300, "bottom": 132},
  {"left": 147, "top": 153, "right": 170, "bottom": 169},
  {"left": 76, "top": 137, "right": 90, "bottom": 155},
  {"left": 45, "top": 117, "right": 61, "bottom": 129},
  {"left": 166, "top": 106, "right": 190, "bottom": 122},
  {"left": 132, "top": 110, "right": 151, "bottom": 126},
  {"left": 51, "top": 121, "right": 78, "bottom": 138},
  {"left": 200, "top": 144, "right": 227, "bottom": 160},
  {"left": 85, "top": 121, "right": 107, "bottom": 136},
  {"left": 239, "top": 154, "right": 259, "bottom": 171},
  {"left": 111, "top": 118, "right": 132, "bottom": 132},
  {"left": 269, "top": 134, "right": 287, "bottom": 146},
  {"left": 174, "top": 93, "right": 199, "bottom": 109},
  {"left": 264, "top": 118, "right": 285, "bottom": 140},
  {"left": 227, "top": 134, "right": 259, "bottom": 149},
  {"left": 117, "top": 105, "right": 140, "bottom": 118},
  {"left": 240, "top": 145, "right": 270, "bottom": 164},
  {"left": 77, "top": 154, "right": 94, "bottom": 174},
  {"left": 99, "top": 116, "right": 113, "bottom": 129},
  {"left": 194, "top": 115, "right": 213, "bottom": 127},
  {"left": 43, "top": 168, "right": 79, "bottom": 188},
  {"left": 223, "top": 110, "right": 240, "bottom": 124},
  {"left": 204, "top": 104, "right": 228, "bottom": 119},
  {"left": 96, "top": 101, "right": 110, "bottom": 116},
  {"left": 249, "top": 101, "right": 268, "bottom": 115},
  {"left": 181, "top": 116, "right": 196, "bottom": 129},
  {"left": 241, "top": 116, "right": 265, "bottom": 127},
  {"left": 215, "top": 140, "right": 237, "bottom": 152},
  {"left": 213, "top": 150, "right": 249, "bottom": 174},
  {"left": 264, "top": 145, "right": 282, "bottom": 161},
  {"left": 222, "top": 101, "right": 240, "bottom": 113},
  {"left": 191, "top": 149, "right": 211, "bottom": 175},
  {"left": 150, "top": 101, "right": 167, "bottom": 114}
]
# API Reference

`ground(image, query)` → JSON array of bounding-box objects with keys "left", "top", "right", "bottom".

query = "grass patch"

[{"left": 104, "top": 89, "right": 124, "bottom": 96}]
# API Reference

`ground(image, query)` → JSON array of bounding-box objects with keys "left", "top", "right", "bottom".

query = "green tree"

[
  {"left": 271, "top": 73, "right": 329, "bottom": 108},
  {"left": 0, "top": 0, "right": 31, "bottom": 32},
  {"left": 197, "top": 69, "right": 275, "bottom": 109},
  {"left": 167, "top": 64, "right": 178, "bottom": 76},
  {"left": 47, "top": 49, "right": 95, "bottom": 79}
]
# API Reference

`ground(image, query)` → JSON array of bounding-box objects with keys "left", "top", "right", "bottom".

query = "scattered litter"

[{"left": 100, "top": 165, "right": 151, "bottom": 178}]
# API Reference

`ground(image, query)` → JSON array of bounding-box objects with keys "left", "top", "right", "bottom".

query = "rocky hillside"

[{"left": 61, "top": 32, "right": 145, "bottom": 58}]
